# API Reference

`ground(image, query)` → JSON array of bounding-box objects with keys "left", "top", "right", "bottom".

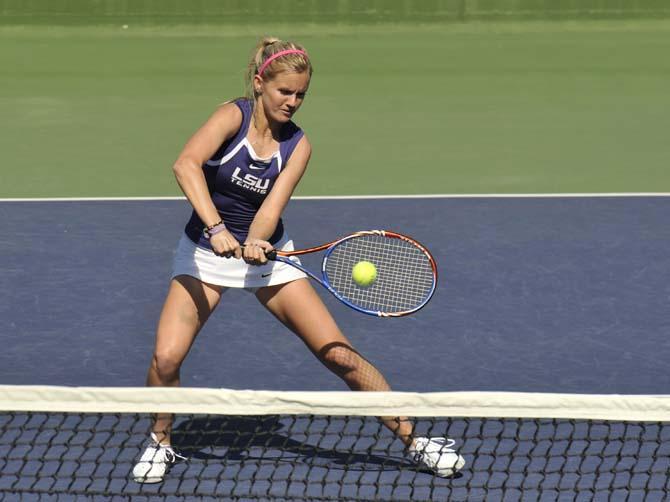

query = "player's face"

[{"left": 257, "top": 71, "right": 310, "bottom": 123}]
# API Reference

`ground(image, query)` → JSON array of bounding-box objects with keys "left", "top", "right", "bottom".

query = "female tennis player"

[{"left": 132, "top": 37, "right": 464, "bottom": 482}]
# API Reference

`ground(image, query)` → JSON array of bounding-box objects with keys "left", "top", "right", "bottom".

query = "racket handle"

[{"left": 239, "top": 244, "right": 278, "bottom": 261}]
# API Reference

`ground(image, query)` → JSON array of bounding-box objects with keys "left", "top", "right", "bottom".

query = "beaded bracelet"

[{"left": 203, "top": 220, "right": 227, "bottom": 239}]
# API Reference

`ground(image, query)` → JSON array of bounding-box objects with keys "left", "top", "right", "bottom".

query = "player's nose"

[{"left": 286, "top": 94, "right": 298, "bottom": 107}]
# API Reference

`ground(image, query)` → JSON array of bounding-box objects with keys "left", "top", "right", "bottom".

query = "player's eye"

[{"left": 279, "top": 89, "right": 307, "bottom": 99}]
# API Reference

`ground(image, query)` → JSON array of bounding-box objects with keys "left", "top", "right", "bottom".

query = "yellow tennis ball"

[{"left": 352, "top": 261, "right": 377, "bottom": 287}]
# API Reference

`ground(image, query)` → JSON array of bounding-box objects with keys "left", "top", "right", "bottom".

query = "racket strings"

[{"left": 324, "top": 234, "right": 435, "bottom": 314}]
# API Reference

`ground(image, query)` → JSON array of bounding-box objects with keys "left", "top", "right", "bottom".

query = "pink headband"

[{"left": 257, "top": 49, "right": 308, "bottom": 76}]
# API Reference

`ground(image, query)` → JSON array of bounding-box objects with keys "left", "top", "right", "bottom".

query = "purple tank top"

[{"left": 184, "top": 99, "right": 304, "bottom": 248}]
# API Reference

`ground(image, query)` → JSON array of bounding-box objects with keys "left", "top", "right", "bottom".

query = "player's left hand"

[{"left": 243, "top": 238, "right": 273, "bottom": 265}]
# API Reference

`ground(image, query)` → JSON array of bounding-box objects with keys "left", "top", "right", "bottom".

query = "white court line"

[{"left": 0, "top": 193, "right": 669, "bottom": 202}]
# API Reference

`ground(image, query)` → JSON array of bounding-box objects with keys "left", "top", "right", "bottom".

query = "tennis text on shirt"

[{"left": 231, "top": 166, "right": 271, "bottom": 194}]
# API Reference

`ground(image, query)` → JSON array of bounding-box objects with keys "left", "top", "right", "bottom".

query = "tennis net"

[{"left": 2, "top": 386, "right": 670, "bottom": 501}]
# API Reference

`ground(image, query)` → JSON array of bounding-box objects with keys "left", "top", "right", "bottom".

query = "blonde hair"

[{"left": 245, "top": 37, "right": 312, "bottom": 99}]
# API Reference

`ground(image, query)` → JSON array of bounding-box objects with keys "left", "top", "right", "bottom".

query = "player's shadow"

[{"left": 170, "top": 415, "right": 414, "bottom": 473}]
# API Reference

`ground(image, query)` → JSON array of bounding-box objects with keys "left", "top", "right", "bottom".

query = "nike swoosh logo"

[{"left": 261, "top": 272, "right": 273, "bottom": 278}]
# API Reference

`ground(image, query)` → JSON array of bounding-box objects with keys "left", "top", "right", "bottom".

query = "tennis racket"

[{"left": 266, "top": 230, "right": 438, "bottom": 317}]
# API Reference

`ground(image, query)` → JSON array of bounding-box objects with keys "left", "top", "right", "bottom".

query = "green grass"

[
  {"left": 1, "top": 20, "right": 669, "bottom": 197},
  {"left": 4, "top": 0, "right": 668, "bottom": 26}
]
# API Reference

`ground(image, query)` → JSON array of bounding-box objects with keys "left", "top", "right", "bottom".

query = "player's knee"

[
  {"left": 152, "top": 350, "right": 183, "bottom": 381},
  {"left": 321, "top": 345, "right": 360, "bottom": 374}
]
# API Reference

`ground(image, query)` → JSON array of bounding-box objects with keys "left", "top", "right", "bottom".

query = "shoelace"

[
  {"left": 160, "top": 445, "right": 187, "bottom": 463},
  {"left": 427, "top": 438, "right": 457, "bottom": 450},
  {"left": 149, "top": 441, "right": 187, "bottom": 463}
]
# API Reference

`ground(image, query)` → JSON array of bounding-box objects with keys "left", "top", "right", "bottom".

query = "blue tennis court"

[
  {"left": 2, "top": 195, "right": 670, "bottom": 501},
  {"left": 1, "top": 196, "right": 668, "bottom": 394}
]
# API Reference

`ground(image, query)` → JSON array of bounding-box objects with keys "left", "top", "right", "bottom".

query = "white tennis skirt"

[{"left": 172, "top": 233, "right": 308, "bottom": 291}]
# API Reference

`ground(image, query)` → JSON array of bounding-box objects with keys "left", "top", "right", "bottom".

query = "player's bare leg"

[
  {"left": 146, "top": 275, "right": 222, "bottom": 444},
  {"left": 256, "top": 278, "right": 414, "bottom": 446}
]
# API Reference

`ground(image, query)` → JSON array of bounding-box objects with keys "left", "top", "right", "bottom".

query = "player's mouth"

[{"left": 280, "top": 109, "right": 293, "bottom": 118}]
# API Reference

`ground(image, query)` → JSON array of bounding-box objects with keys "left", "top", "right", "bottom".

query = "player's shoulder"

[
  {"left": 210, "top": 98, "right": 246, "bottom": 125},
  {"left": 297, "top": 132, "right": 311, "bottom": 151},
  {"left": 212, "top": 98, "right": 251, "bottom": 129},
  {"left": 194, "top": 99, "right": 246, "bottom": 144},
  {"left": 290, "top": 132, "right": 311, "bottom": 162}
]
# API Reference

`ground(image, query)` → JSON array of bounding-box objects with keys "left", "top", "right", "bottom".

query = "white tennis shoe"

[
  {"left": 132, "top": 433, "right": 186, "bottom": 483},
  {"left": 409, "top": 437, "right": 465, "bottom": 477}
]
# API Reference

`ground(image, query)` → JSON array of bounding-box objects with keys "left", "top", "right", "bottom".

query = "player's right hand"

[{"left": 210, "top": 230, "right": 242, "bottom": 259}]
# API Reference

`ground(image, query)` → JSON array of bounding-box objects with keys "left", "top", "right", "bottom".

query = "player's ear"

[{"left": 253, "top": 75, "right": 264, "bottom": 96}]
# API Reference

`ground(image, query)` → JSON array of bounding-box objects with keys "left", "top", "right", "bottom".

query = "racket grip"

[{"left": 240, "top": 244, "right": 277, "bottom": 260}]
